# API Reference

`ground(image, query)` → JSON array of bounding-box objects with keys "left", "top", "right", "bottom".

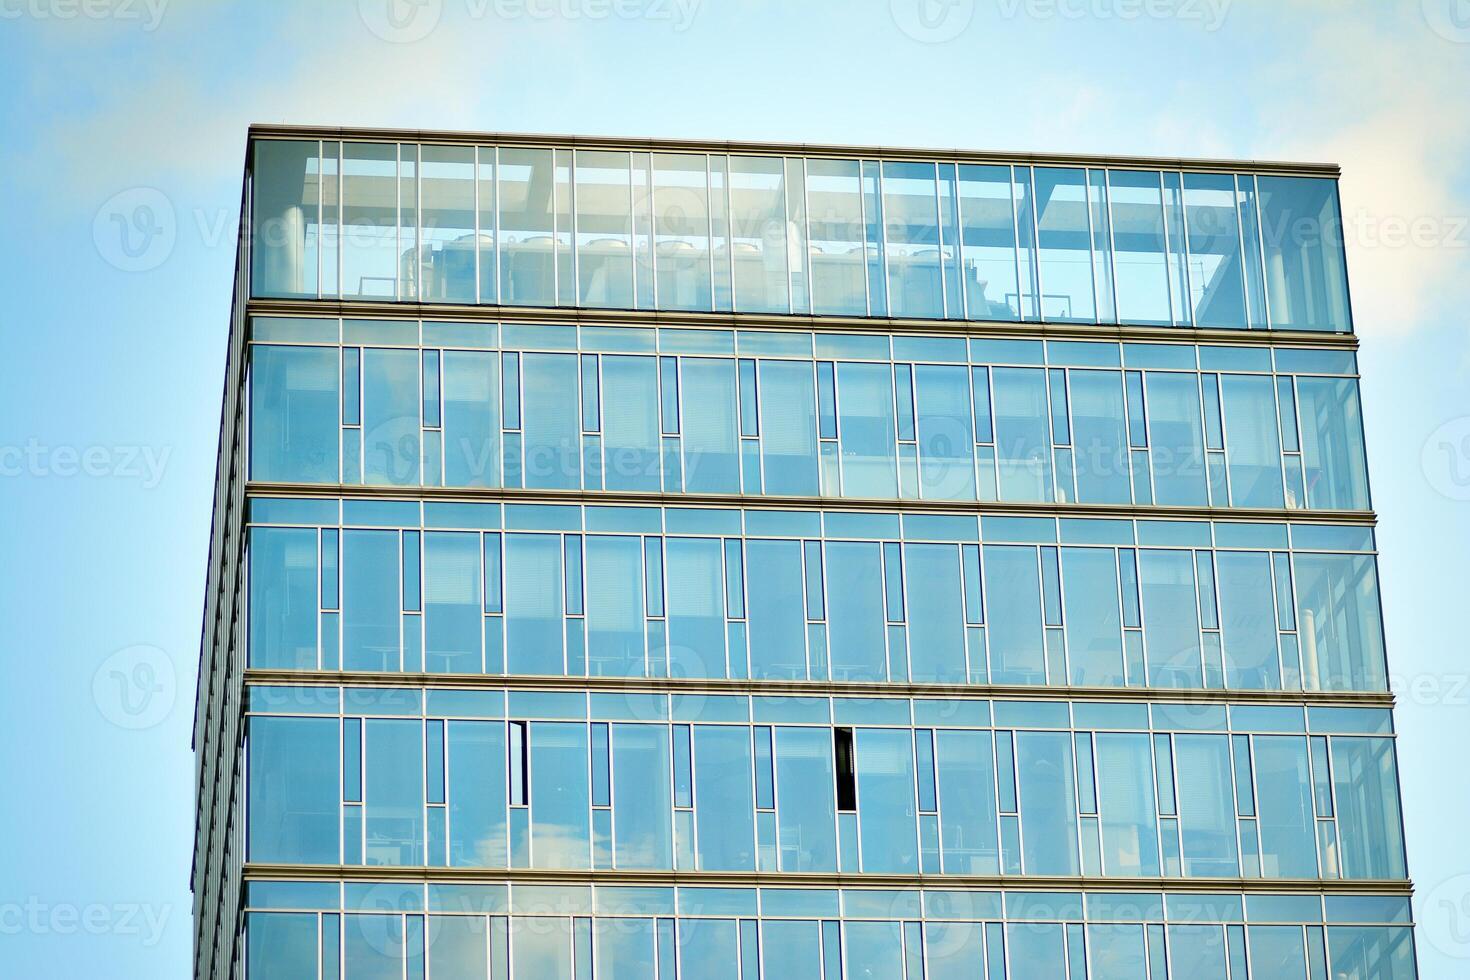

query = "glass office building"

[{"left": 194, "top": 126, "right": 1413, "bottom": 979}]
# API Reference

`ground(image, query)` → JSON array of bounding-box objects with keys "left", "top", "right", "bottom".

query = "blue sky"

[{"left": 2, "top": 1, "right": 1468, "bottom": 976}]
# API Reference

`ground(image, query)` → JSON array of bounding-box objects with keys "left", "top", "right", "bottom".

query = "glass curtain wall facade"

[{"left": 193, "top": 128, "right": 1411, "bottom": 980}]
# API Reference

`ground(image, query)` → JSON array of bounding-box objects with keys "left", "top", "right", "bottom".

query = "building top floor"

[{"left": 246, "top": 127, "right": 1353, "bottom": 334}]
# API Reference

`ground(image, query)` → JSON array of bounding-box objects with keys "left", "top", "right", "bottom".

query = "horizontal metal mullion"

[
  {"left": 242, "top": 669, "right": 1396, "bottom": 708},
  {"left": 242, "top": 863, "right": 1410, "bottom": 895},
  {"left": 242, "top": 482, "right": 1378, "bottom": 526},
  {"left": 245, "top": 124, "right": 1341, "bottom": 178},
  {"left": 244, "top": 297, "right": 1361, "bottom": 350}
]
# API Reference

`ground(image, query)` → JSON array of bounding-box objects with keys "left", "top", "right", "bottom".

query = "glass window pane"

[
  {"left": 1062, "top": 546, "right": 1125, "bottom": 686},
  {"left": 936, "top": 729, "right": 999, "bottom": 874},
  {"left": 650, "top": 153, "right": 713, "bottom": 311},
  {"left": 883, "top": 161, "right": 944, "bottom": 318},
  {"left": 505, "top": 533, "right": 565, "bottom": 675},
  {"left": 1167, "top": 926, "right": 1229, "bottom": 980},
  {"left": 958, "top": 164, "right": 1020, "bottom": 321},
  {"left": 447, "top": 721, "right": 507, "bottom": 867},
  {"left": 667, "top": 537, "right": 727, "bottom": 680},
  {"left": 1295, "top": 553, "right": 1387, "bottom": 691},
  {"left": 906, "top": 544, "right": 967, "bottom": 683},
  {"left": 825, "top": 541, "right": 888, "bottom": 682},
  {"left": 728, "top": 156, "right": 790, "bottom": 313},
  {"left": 1250, "top": 926, "right": 1308, "bottom": 980},
  {"left": 1332, "top": 737, "right": 1407, "bottom": 879},
  {"left": 1140, "top": 549, "right": 1202, "bottom": 688},
  {"left": 419, "top": 145, "right": 477, "bottom": 303},
  {"left": 1327, "top": 926, "right": 1416, "bottom": 980},
  {"left": 250, "top": 345, "right": 340, "bottom": 482},
  {"left": 1088, "top": 924, "right": 1148, "bottom": 980},
  {"left": 365, "top": 718, "right": 423, "bottom": 866},
  {"left": 344, "top": 915, "right": 406, "bottom": 980},
  {"left": 1220, "top": 374, "right": 1284, "bottom": 508},
  {"left": 746, "top": 539, "right": 807, "bottom": 679},
  {"left": 248, "top": 717, "right": 339, "bottom": 863},
  {"left": 845, "top": 921, "right": 905, "bottom": 979},
  {"left": 601, "top": 355, "right": 660, "bottom": 492},
  {"left": 252, "top": 140, "right": 321, "bottom": 298},
  {"left": 984, "top": 545, "right": 1046, "bottom": 684},
  {"left": 246, "top": 912, "right": 318, "bottom": 979},
  {"left": 758, "top": 359, "right": 819, "bottom": 495},
  {"left": 855, "top": 728, "right": 919, "bottom": 873},
  {"left": 529, "top": 722, "right": 591, "bottom": 869},
  {"left": 1015, "top": 731, "right": 1079, "bottom": 875},
  {"left": 428, "top": 915, "right": 488, "bottom": 978},
  {"left": 762, "top": 921, "right": 822, "bottom": 980},
  {"left": 1296, "top": 377, "right": 1370, "bottom": 510},
  {"left": 806, "top": 158, "right": 868, "bottom": 315},
  {"left": 499, "top": 147, "right": 556, "bottom": 306},
  {"left": 1008, "top": 923, "right": 1068, "bottom": 980},
  {"left": 1109, "top": 170, "right": 1172, "bottom": 324},
  {"left": 512, "top": 917, "right": 572, "bottom": 979},
  {"left": 775, "top": 727, "right": 837, "bottom": 872},
  {"left": 1145, "top": 372, "right": 1207, "bottom": 506},
  {"left": 915, "top": 364, "right": 977, "bottom": 500},
  {"left": 595, "top": 917, "right": 654, "bottom": 980},
  {"left": 1183, "top": 173, "right": 1247, "bottom": 328},
  {"left": 443, "top": 350, "right": 500, "bottom": 488},
  {"left": 1254, "top": 736, "right": 1319, "bottom": 877},
  {"left": 363, "top": 348, "right": 421, "bottom": 486},
  {"left": 250, "top": 527, "right": 320, "bottom": 669},
  {"left": 341, "top": 143, "right": 398, "bottom": 299},
  {"left": 576, "top": 150, "right": 634, "bottom": 309},
  {"left": 1216, "top": 552, "right": 1280, "bottom": 689},
  {"left": 425, "top": 531, "right": 482, "bottom": 673},
  {"left": 1095, "top": 733, "right": 1160, "bottom": 876},
  {"left": 582, "top": 535, "right": 643, "bottom": 677},
  {"left": 612, "top": 724, "right": 673, "bottom": 869},
  {"left": 992, "top": 367, "right": 1053, "bottom": 501},
  {"left": 680, "top": 357, "right": 741, "bottom": 493},
  {"left": 521, "top": 353, "right": 580, "bottom": 490},
  {"left": 1070, "top": 369, "right": 1131, "bottom": 504},
  {"left": 343, "top": 529, "right": 400, "bottom": 671},
  {"left": 836, "top": 362, "right": 898, "bottom": 499},
  {"left": 1034, "top": 167, "right": 1096, "bottom": 322},
  {"left": 678, "top": 919, "right": 740, "bottom": 980},
  {"left": 1257, "top": 176, "right": 1352, "bottom": 332},
  {"left": 693, "top": 725, "right": 755, "bottom": 870},
  {"left": 1174, "top": 735, "right": 1240, "bottom": 877}
]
